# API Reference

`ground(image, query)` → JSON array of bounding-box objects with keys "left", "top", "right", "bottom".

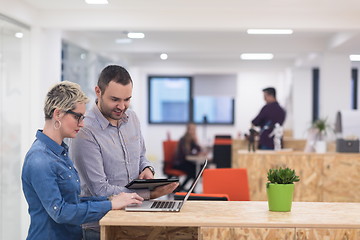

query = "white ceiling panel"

[{"left": 16, "top": 0, "right": 360, "bottom": 67}]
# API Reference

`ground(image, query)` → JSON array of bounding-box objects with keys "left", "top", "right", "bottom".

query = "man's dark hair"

[
  {"left": 97, "top": 65, "right": 133, "bottom": 93},
  {"left": 263, "top": 87, "right": 276, "bottom": 98}
]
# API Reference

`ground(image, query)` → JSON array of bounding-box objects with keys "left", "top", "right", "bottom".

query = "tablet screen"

[{"left": 125, "top": 178, "right": 179, "bottom": 190}]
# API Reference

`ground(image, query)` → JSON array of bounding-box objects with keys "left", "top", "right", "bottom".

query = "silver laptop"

[{"left": 125, "top": 158, "right": 208, "bottom": 212}]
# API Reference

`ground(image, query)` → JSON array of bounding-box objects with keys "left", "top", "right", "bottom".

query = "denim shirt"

[{"left": 22, "top": 130, "right": 112, "bottom": 240}]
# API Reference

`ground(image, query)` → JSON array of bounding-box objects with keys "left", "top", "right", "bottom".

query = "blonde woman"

[{"left": 21, "top": 81, "right": 143, "bottom": 240}]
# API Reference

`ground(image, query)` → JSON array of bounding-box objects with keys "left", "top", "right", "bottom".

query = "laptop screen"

[{"left": 182, "top": 158, "right": 208, "bottom": 203}]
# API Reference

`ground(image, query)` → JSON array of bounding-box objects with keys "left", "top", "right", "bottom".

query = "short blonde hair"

[{"left": 44, "top": 81, "right": 89, "bottom": 119}]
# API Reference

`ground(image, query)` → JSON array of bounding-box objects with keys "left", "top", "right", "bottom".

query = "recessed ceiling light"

[
  {"left": 307, "top": 53, "right": 318, "bottom": 60},
  {"left": 241, "top": 53, "right": 274, "bottom": 60},
  {"left": 15, "top": 32, "right": 23, "bottom": 38},
  {"left": 85, "top": 0, "right": 108, "bottom": 4},
  {"left": 160, "top": 53, "right": 168, "bottom": 60},
  {"left": 115, "top": 38, "right": 132, "bottom": 44},
  {"left": 247, "top": 29, "right": 293, "bottom": 35},
  {"left": 127, "top": 32, "right": 145, "bottom": 39},
  {"left": 350, "top": 55, "right": 360, "bottom": 61}
]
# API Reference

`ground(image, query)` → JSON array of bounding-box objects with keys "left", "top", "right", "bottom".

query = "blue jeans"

[
  {"left": 259, "top": 144, "right": 272, "bottom": 150},
  {"left": 82, "top": 228, "right": 100, "bottom": 240}
]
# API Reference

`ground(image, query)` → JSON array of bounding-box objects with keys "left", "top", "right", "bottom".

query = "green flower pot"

[{"left": 266, "top": 183, "right": 294, "bottom": 212}]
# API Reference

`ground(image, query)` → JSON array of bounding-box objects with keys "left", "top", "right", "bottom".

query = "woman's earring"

[{"left": 54, "top": 120, "right": 62, "bottom": 130}]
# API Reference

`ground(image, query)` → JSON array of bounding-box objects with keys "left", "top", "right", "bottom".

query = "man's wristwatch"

[{"left": 143, "top": 166, "right": 155, "bottom": 176}]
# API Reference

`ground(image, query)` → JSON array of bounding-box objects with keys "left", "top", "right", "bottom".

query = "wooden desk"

[
  {"left": 232, "top": 138, "right": 308, "bottom": 152},
  {"left": 232, "top": 139, "right": 336, "bottom": 161},
  {"left": 100, "top": 201, "right": 360, "bottom": 240},
  {"left": 233, "top": 151, "right": 360, "bottom": 202}
]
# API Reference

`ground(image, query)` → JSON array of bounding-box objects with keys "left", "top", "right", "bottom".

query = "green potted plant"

[
  {"left": 312, "top": 118, "right": 330, "bottom": 138},
  {"left": 312, "top": 118, "right": 332, "bottom": 153},
  {"left": 266, "top": 167, "right": 300, "bottom": 212}
]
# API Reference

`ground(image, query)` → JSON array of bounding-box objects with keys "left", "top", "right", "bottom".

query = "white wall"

[
  {"left": 320, "top": 54, "right": 352, "bottom": 126},
  {"left": 29, "top": 27, "right": 62, "bottom": 132},
  {"left": 237, "top": 71, "right": 289, "bottom": 132},
  {"left": 0, "top": 5, "right": 62, "bottom": 237},
  {"left": 21, "top": 26, "right": 62, "bottom": 240},
  {"left": 292, "top": 68, "right": 313, "bottom": 138}
]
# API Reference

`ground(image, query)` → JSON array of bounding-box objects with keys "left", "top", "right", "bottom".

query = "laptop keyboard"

[{"left": 151, "top": 201, "right": 176, "bottom": 209}]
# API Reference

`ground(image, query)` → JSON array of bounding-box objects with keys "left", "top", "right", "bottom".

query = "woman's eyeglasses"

[{"left": 66, "top": 110, "right": 85, "bottom": 124}]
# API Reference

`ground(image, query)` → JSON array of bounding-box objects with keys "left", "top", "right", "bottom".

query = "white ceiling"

[{"left": 17, "top": 0, "right": 360, "bottom": 68}]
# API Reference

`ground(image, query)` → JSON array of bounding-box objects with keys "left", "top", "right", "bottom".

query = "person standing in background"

[
  {"left": 22, "top": 81, "right": 143, "bottom": 240},
  {"left": 251, "top": 87, "right": 286, "bottom": 150},
  {"left": 70, "top": 65, "right": 178, "bottom": 239}
]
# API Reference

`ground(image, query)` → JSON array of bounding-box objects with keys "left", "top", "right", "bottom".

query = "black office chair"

[
  {"left": 214, "top": 135, "right": 231, "bottom": 139},
  {"left": 174, "top": 192, "right": 229, "bottom": 201},
  {"left": 212, "top": 135, "right": 232, "bottom": 168}
]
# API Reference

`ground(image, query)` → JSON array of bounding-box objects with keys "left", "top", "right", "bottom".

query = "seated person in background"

[{"left": 174, "top": 123, "right": 202, "bottom": 189}]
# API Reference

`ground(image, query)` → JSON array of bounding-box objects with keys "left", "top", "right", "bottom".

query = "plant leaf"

[{"left": 266, "top": 167, "right": 300, "bottom": 184}]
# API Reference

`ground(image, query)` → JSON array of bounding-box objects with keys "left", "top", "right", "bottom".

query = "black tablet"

[{"left": 125, "top": 178, "right": 179, "bottom": 190}]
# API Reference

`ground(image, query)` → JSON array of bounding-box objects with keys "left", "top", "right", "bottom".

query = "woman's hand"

[{"left": 110, "top": 192, "right": 143, "bottom": 210}]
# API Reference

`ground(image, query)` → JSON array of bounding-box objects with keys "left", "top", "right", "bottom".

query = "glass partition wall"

[{"left": 0, "top": 15, "right": 30, "bottom": 240}]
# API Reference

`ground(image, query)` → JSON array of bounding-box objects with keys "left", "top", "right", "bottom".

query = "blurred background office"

[{"left": 2, "top": 0, "right": 360, "bottom": 239}]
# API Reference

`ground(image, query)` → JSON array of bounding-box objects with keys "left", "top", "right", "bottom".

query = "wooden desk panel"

[
  {"left": 201, "top": 227, "right": 295, "bottom": 240},
  {"left": 232, "top": 138, "right": 307, "bottom": 152},
  {"left": 296, "top": 228, "right": 360, "bottom": 240},
  {"left": 231, "top": 139, "right": 336, "bottom": 164},
  {"left": 233, "top": 152, "right": 360, "bottom": 202},
  {"left": 322, "top": 154, "right": 360, "bottom": 202},
  {"left": 101, "top": 226, "right": 197, "bottom": 240},
  {"left": 100, "top": 202, "right": 360, "bottom": 240}
]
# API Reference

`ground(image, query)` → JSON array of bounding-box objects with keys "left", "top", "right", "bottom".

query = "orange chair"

[
  {"left": 202, "top": 168, "right": 250, "bottom": 201},
  {"left": 163, "top": 140, "right": 198, "bottom": 192},
  {"left": 174, "top": 192, "right": 229, "bottom": 201},
  {"left": 162, "top": 140, "right": 186, "bottom": 178}
]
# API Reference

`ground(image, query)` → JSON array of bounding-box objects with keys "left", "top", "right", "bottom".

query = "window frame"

[
  {"left": 147, "top": 75, "right": 235, "bottom": 125},
  {"left": 148, "top": 75, "right": 193, "bottom": 124},
  {"left": 192, "top": 97, "right": 235, "bottom": 125}
]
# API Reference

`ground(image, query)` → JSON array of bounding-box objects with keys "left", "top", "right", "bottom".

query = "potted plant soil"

[{"left": 266, "top": 167, "right": 300, "bottom": 212}]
